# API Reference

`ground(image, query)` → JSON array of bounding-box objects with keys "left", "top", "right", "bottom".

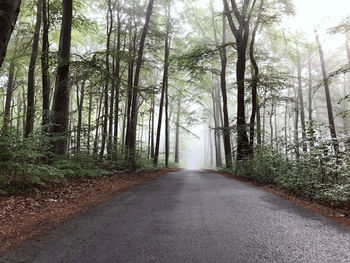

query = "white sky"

[{"left": 280, "top": 0, "right": 349, "bottom": 51}]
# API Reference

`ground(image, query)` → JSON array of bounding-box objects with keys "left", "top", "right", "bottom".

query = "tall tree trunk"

[
  {"left": 100, "top": 0, "right": 114, "bottom": 158},
  {"left": 0, "top": 0, "right": 21, "bottom": 68},
  {"left": 210, "top": 1, "right": 232, "bottom": 168},
  {"left": 154, "top": 0, "right": 169, "bottom": 166},
  {"left": 308, "top": 52, "right": 313, "bottom": 129},
  {"left": 297, "top": 49, "right": 307, "bottom": 153},
  {"left": 151, "top": 97, "right": 155, "bottom": 158},
  {"left": 315, "top": 32, "right": 338, "bottom": 150},
  {"left": 223, "top": 0, "right": 252, "bottom": 161},
  {"left": 256, "top": 100, "right": 262, "bottom": 146},
  {"left": 51, "top": 0, "right": 73, "bottom": 155},
  {"left": 269, "top": 103, "right": 274, "bottom": 147},
  {"left": 25, "top": 0, "right": 42, "bottom": 137},
  {"left": 76, "top": 80, "right": 85, "bottom": 152},
  {"left": 165, "top": 79, "right": 169, "bottom": 167},
  {"left": 174, "top": 98, "right": 180, "bottom": 163},
  {"left": 125, "top": 21, "right": 136, "bottom": 149},
  {"left": 93, "top": 93, "right": 103, "bottom": 155},
  {"left": 249, "top": 0, "right": 264, "bottom": 153},
  {"left": 87, "top": 91, "right": 93, "bottom": 154},
  {"left": 294, "top": 83, "right": 300, "bottom": 159},
  {"left": 127, "top": 0, "right": 155, "bottom": 156},
  {"left": 211, "top": 80, "right": 223, "bottom": 168},
  {"left": 113, "top": 9, "right": 122, "bottom": 157},
  {"left": 2, "top": 30, "right": 19, "bottom": 136},
  {"left": 42, "top": 0, "right": 50, "bottom": 129},
  {"left": 165, "top": 2, "right": 171, "bottom": 167}
]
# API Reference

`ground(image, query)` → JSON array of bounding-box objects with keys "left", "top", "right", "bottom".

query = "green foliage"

[
  {"left": 0, "top": 134, "right": 158, "bottom": 195},
  {"left": 233, "top": 145, "right": 350, "bottom": 206}
]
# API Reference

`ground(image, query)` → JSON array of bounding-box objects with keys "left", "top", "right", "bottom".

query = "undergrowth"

[
  {"left": 228, "top": 146, "right": 350, "bottom": 206},
  {"left": 0, "top": 134, "right": 158, "bottom": 195}
]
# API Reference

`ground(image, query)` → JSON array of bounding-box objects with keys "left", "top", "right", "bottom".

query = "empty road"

[{"left": 1, "top": 169, "right": 350, "bottom": 263}]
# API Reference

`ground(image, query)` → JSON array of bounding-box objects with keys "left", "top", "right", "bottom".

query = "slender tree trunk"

[
  {"left": 76, "top": 80, "right": 85, "bottom": 152},
  {"left": 174, "top": 98, "right": 180, "bottom": 163},
  {"left": 297, "top": 49, "right": 307, "bottom": 152},
  {"left": 154, "top": 0, "right": 169, "bottom": 166},
  {"left": 151, "top": 97, "right": 155, "bottom": 158},
  {"left": 294, "top": 83, "right": 300, "bottom": 159},
  {"left": 42, "top": 0, "right": 50, "bottom": 129},
  {"left": 87, "top": 91, "right": 92, "bottom": 154},
  {"left": 0, "top": 0, "right": 21, "bottom": 68},
  {"left": 308, "top": 52, "right": 313, "bottom": 129},
  {"left": 211, "top": 2, "right": 232, "bottom": 168},
  {"left": 51, "top": 0, "right": 73, "bottom": 155},
  {"left": 113, "top": 9, "right": 122, "bottom": 157},
  {"left": 315, "top": 32, "right": 338, "bottom": 150},
  {"left": 211, "top": 80, "right": 223, "bottom": 168},
  {"left": 100, "top": 0, "right": 114, "bottom": 158},
  {"left": 93, "top": 93, "right": 103, "bottom": 155},
  {"left": 125, "top": 22, "right": 136, "bottom": 149},
  {"left": 270, "top": 103, "right": 274, "bottom": 147},
  {"left": 165, "top": 79, "right": 169, "bottom": 167},
  {"left": 2, "top": 31, "right": 19, "bottom": 136},
  {"left": 284, "top": 100, "right": 288, "bottom": 154},
  {"left": 256, "top": 101, "right": 262, "bottom": 146},
  {"left": 25, "top": 0, "right": 42, "bottom": 137},
  {"left": 127, "top": 0, "right": 155, "bottom": 155},
  {"left": 249, "top": 0, "right": 264, "bottom": 153}
]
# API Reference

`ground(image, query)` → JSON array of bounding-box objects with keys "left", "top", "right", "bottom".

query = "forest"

[{"left": 0, "top": 0, "right": 349, "bottom": 206}]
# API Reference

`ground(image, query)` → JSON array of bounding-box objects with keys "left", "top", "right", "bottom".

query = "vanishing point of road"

[{"left": 1, "top": 169, "right": 350, "bottom": 263}]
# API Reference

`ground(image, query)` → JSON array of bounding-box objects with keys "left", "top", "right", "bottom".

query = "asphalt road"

[{"left": 1, "top": 169, "right": 350, "bottom": 263}]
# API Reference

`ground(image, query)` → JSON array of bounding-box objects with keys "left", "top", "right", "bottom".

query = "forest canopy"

[{"left": 0, "top": 0, "right": 349, "bottom": 204}]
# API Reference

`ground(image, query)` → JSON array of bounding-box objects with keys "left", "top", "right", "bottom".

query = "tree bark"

[
  {"left": 210, "top": 1, "right": 232, "bottom": 168},
  {"left": 307, "top": 52, "right": 313, "bottom": 128},
  {"left": 126, "top": 0, "right": 155, "bottom": 156},
  {"left": 51, "top": 0, "right": 73, "bottom": 155},
  {"left": 87, "top": 91, "right": 93, "bottom": 154},
  {"left": 154, "top": 0, "right": 169, "bottom": 166},
  {"left": 297, "top": 49, "right": 307, "bottom": 153},
  {"left": 0, "top": 0, "right": 21, "bottom": 68},
  {"left": 249, "top": 0, "right": 264, "bottom": 153},
  {"left": 2, "top": 30, "right": 19, "bottom": 136},
  {"left": 42, "top": 0, "right": 50, "bottom": 129},
  {"left": 223, "top": 0, "right": 254, "bottom": 161},
  {"left": 76, "top": 80, "right": 85, "bottom": 152},
  {"left": 100, "top": 0, "right": 114, "bottom": 158},
  {"left": 25, "top": 0, "right": 42, "bottom": 137},
  {"left": 315, "top": 32, "right": 338, "bottom": 150},
  {"left": 174, "top": 98, "right": 180, "bottom": 163},
  {"left": 113, "top": 8, "right": 122, "bottom": 157}
]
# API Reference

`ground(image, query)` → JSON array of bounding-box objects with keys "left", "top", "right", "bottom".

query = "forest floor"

[
  {"left": 0, "top": 168, "right": 180, "bottom": 254},
  {"left": 209, "top": 170, "right": 350, "bottom": 228}
]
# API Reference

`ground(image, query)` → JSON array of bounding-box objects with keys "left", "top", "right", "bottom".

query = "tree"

[
  {"left": 51, "top": 0, "right": 73, "bottom": 155},
  {"left": 154, "top": 0, "right": 171, "bottom": 166},
  {"left": 42, "top": 0, "right": 50, "bottom": 129},
  {"left": 315, "top": 31, "right": 338, "bottom": 151},
  {"left": 210, "top": 0, "right": 232, "bottom": 168},
  {"left": 249, "top": 0, "right": 264, "bottom": 151},
  {"left": 0, "top": 0, "right": 21, "bottom": 68},
  {"left": 25, "top": 0, "right": 42, "bottom": 137},
  {"left": 126, "top": 0, "right": 155, "bottom": 158},
  {"left": 223, "top": 0, "right": 256, "bottom": 160}
]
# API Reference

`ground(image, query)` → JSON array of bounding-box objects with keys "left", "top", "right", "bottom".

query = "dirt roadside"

[{"left": 0, "top": 169, "right": 180, "bottom": 254}]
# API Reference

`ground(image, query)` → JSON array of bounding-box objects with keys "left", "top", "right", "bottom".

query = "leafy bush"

[{"left": 232, "top": 145, "right": 350, "bottom": 205}]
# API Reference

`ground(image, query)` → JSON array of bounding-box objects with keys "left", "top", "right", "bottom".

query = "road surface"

[{"left": 1, "top": 169, "right": 350, "bottom": 263}]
